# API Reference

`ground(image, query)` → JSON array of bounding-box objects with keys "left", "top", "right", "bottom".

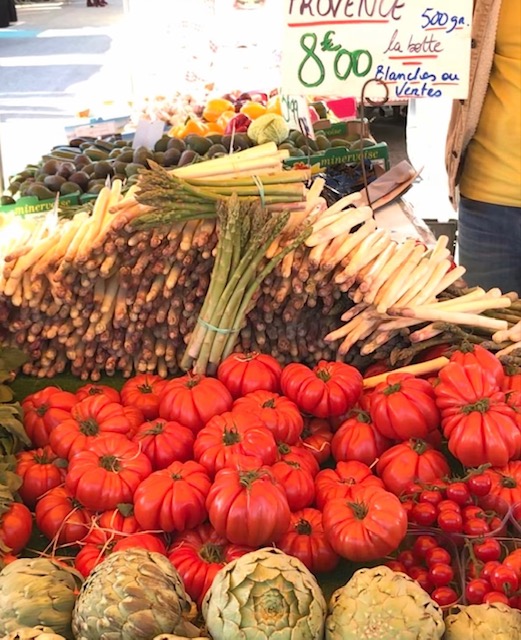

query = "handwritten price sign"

[{"left": 281, "top": 0, "right": 473, "bottom": 100}]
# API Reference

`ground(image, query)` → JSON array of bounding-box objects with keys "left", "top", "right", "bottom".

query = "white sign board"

[{"left": 282, "top": 0, "right": 473, "bottom": 100}]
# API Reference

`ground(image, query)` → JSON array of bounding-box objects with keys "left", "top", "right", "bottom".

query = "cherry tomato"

[
  {"left": 401, "top": 500, "right": 415, "bottom": 520},
  {"left": 386, "top": 560, "right": 407, "bottom": 573},
  {"left": 429, "top": 563, "right": 454, "bottom": 587},
  {"left": 489, "top": 516, "right": 505, "bottom": 535},
  {"left": 473, "top": 538, "right": 502, "bottom": 563},
  {"left": 413, "top": 535, "right": 439, "bottom": 559},
  {"left": 425, "top": 546, "right": 452, "bottom": 567},
  {"left": 464, "top": 517, "right": 490, "bottom": 537},
  {"left": 437, "top": 499, "right": 461, "bottom": 512},
  {"left": 509, "top": 595, "right": 521, "bottom": 609},
  {"left": 431, "top": 586, "right": 458, "bottom": 607},
  {"left": 420, "top": 490, "right": 443, "bottom": 507},
  {"left": 481, "top": 561, "right": 502, "bottom": 582},
  {"left": 437, "top": 509, "right": 463, "bottom": 533},
  {"left": 465, "top": 578, "right": 492, "bottom": 605},
  {"left": 409, "top": 567, "right": 434, "bottom": 593},
  {"left": 403, "top": 481, "right": 423, "bottom": 496},
  {"left": 398, "top": 550, "right": 416, "bottom": 571},
  {"left": 466, "top": 560, "right": 482, "bottom": 580},
  {"left": 411, "top": 502, "right": 438, "bottom": 527},
  {"left": 467, "top": 473, "right": 492, "bottom": 497},
  {"left": 446, "top": 482, "right": 471, "bottom": 506},
  {"left": 490, "top": 565, "right": 519, "bottom": 595},
  {"left": 483, "top": 591, "right": 509, "bottom": 605},
  {"left": 504, "top": 550, "right": 521, "bottom": 580},
  {"left": 462, "top": 505, "right": 485, "bottom": 520}
]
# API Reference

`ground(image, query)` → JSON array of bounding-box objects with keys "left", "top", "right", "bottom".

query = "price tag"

[
  {"left": 281, "top": 0, "right": 473, "bottom": 100},
  {"left": 280, "top": 94, "right": 316, "bottom": 140},
  {"left": 132, "top": 119, "right": 166, "bottom": 150}
]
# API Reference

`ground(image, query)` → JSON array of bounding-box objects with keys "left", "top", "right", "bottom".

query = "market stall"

[{"left": 1, "top": 1, "right": 521, "bottom": 638}]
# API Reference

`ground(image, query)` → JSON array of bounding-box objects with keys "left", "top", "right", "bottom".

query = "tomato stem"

[
  {"left": 500, "top": 475, "right": 518, "bottom": 489},
  {"left": 145, "top": 421, "right": 166, "bottom": 435},
  {"left": 295, "top": 518, "right": 312, "bottom": 536},
  {"left": 35, "top": 404, "right": 48, "bottom": 417},
  {"left": 222, "top": 428, "right": 241, "bottom": 446},
  {"left": 315, "top": 365, "right": 332, "bottom": 383},
  {"left": 262, "top": 398, "right": 276, "bottom": 409},
  {"left": 347, "top": 501, "right": 368, "bottom": 519},
  {"left": 79, "top": 418, "right": 100, "bottom": 436},
  {"left": 99, "top": 455, "right": 121, "bottom": 473},
  {"left": 137, "top": 384, "right": 153, "bottom": 394},
  {"left": 461, "top": 398, "right": 490, "bottom": 415},
  {"left": 411, "top": 439, "right": 428, "bottom": 455},
  {"left": 199, "top": 542, "right": 225, "bottom": 564},
  {"left": 383, "top": 383, "right": 401, "bottom": 396}
]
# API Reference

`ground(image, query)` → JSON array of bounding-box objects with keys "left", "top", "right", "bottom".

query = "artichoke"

[
  {"left": 1, "top": 626, "right": 66, "bottom": 640},
  {"left": 202, "top": 547, "right": 326, "bottom": 639},
  {"left": 444, "top": 602, "right": 521, "bottom": 640},
  {"left": 72, "top": 548, "right": 201, "bottom": 640},
  {"left": 0, "top": 558, "right": 82, "bottom": 640},
  {"left": 325, "top": 565, "right": 445, "bottom": 640}
]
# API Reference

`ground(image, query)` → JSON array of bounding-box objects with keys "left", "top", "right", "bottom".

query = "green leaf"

[
  {"left": 0, "top": 347, "right": 29, "bottom": 370},
  {"left": 0, "top": 463, "right": 22, "bottom": 494},
  {"left": 0, "top": 385, "right": 14, "bottom": 403}
]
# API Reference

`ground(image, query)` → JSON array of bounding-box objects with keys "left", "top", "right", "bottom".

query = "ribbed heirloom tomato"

[
  {"left": 217, "top": 351, "right": 282, "bottom": 398},
  {"left": 482, "top": 462, "right": 521, "bottom": 512},
  {"left": 49, "top": 395, "right": 135, "bottom": 460},
  {"left": 22, "top": 387, "right": 76, "bottom": 448},
  {"left": 442, "top": 398, "right": 521, "bottom": 468},
  {"left": 232, "top": 390, "right": 304, "bottom": 444},
  {"left": 75, "top": 383, "right": 120, "bottom": 404},
  {"left": 370, "top": 373, "right": 440, "bottom": 441},
  {"left": 15, "top": 445, "right": 67, "bottom": 509},
  {"left": 434, "top": 362, "right": 502, "bottom": 414},
  {"left": 35, "top": 485, "right": 93, "bottom": 545},
  {"left": 120, "top": 374, "right": 167, "bottom": 421},
  {"left": 449, "top": 343, "right": 504, "bottom": 388},
  {"left": 168, "top": 522, "right": 251, "bottom": 606},
  {"left": 277, "top": 442, "right": 320, "bottom": 477},
  {"left": 158, "top": 373, "right": 233, "bottom": 434},
  {"left": 322, "top": 485, "right": 408, "bottom": 562},
  {"left": 376, "top": 439, "right": 451, "bottom": 496},
  {"left": 276, "top": 508, "right": 339, "bottom": 574},
  {"left": 131, "top": 419, "right": 195, "bottom": 470},
  {"left": 315, "top": 461, "right": 384, "bottom": 510},
  {"left": 280, "top": 360, "right": 363, "bottom": 419},
  {"left": 270, "top": 459, "right": 315, "bottom": 511},
  {"left": 300, "top": 417, "right": 333, "bottom": 465},
  {"left": 193, "top": 411, "right": 277, "bottom": 477},
  {"left": 65, "top": 434, "right": 152, "bottom": 511},
  {"left": 331, "top": 410, "right": 391, "bottom": 466},
  {"left": 0, "top": 502, "right": 33, "bottom": 554},
  {"left": 133, "top": 460, "right": 211, "bottom": 532},
  {"left": 206, "top": 467, "right": 291, "bottom": 547}
]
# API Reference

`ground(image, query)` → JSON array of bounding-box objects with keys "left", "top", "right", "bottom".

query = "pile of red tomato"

[{"left": 1, "top": 344, "right": 521, "bottom": 611}]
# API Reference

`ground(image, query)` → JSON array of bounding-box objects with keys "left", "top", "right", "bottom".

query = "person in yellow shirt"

[{"left": 446, "top": 0, "right": 521, "bottom": 293}]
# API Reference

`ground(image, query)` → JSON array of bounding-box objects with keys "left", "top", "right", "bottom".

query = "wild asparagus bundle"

[{"left": 1, "top": 157, "right": 518, "bottom": 379}]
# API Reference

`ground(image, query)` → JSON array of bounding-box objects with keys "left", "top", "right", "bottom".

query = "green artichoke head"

[
  {"left": 0, "top": 558, "right": 83, "bottom": 640},
  {"left": 72, "top": 548, "right": 198, "bottom": 640},
  {"left": 444, "top": 602, "right": 521, "bottom": 640},
  {"left": 202, "top": 546, "right": 327, "bottom": 640},
  {"left": 1, "top": 626, "right": 67, "bottom": 640},
  {"left": 325, "top": 565, "right": 445, "bottom": 640}
]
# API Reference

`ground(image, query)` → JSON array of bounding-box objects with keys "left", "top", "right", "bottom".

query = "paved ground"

[
  {"left": 0, "top": 0, "right": 129, "bottom": 186},
  {"left": 1, "top": 0, "right": 454, "bottom": 222}
]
